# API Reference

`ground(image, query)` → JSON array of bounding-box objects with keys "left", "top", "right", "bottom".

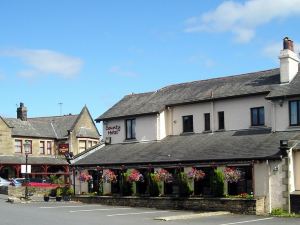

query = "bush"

[
  {"left": 211, "top": 169, "right": 224, "bottom": 197},
  {"left": 149, "top": 173, "right": 160, "bottom": 197},
  {"left": 178, "top": 172, "right": 192, "bottom": 197}
]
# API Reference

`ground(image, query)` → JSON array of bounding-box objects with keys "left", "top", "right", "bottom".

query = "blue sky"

[{"left": 1, "top": 0, "right": 300, "bottom": 129}]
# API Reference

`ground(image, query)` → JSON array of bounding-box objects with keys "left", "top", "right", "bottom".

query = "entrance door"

[{"left": 295, "top": 152, "right": 300, "bottom": 190}]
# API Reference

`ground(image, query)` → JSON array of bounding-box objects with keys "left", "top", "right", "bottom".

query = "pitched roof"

[
  {"left": 0, "top": 155, "right": 67, "bottom": 165},
  {"left": 4, "top": 115, "right": 78, "bottom": 139},
  {"left": 96, "top": 68, "right": 282, "bottom": 121},
  {"left": 74, "top": 129, "right": 300, "bottom": 166}
]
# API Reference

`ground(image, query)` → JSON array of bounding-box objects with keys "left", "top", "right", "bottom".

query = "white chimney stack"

[{"left": 279, "top": 37, "right": 299, "bottom": 83}]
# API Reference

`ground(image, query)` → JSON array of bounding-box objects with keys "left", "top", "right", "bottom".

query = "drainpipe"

[
  {"left": 267, "top": 160, "right": 272, "bottom": 213},
  {"left": 271, "top": 101, "right": 276, "bottom": 132},
  {"left": 211, "top": 90, "right": 214, "bottom": 133}
]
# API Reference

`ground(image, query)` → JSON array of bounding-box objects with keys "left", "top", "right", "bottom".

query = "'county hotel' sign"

[{"left": 106, "top": 125, "right": 121, "bottom": 135}]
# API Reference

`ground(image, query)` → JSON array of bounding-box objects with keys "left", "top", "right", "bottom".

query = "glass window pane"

[
  {"left": 290, "top": 101, "right": 298, "bottom": 125},
  {"left": 259, "top": 108, "right": 264, "bottom": 125},
  {"left": 252, "top": 109, "right": 258, "bottom": 125},
  {"left": 131, "top": 119, "right": 136, "bottom": 138},
  {"left": 126, "top": 120, "right": 131, "bottom": 139}
]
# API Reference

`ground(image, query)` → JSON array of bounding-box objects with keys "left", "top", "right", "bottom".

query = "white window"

[
  {"left": 15, "top": 140, "right": 22, "bottom": 153},
  {"left": 40, "top": 141, "right": 45, "bottom": 154},
  {"left": 47, "top": 141, "right": 52, "bottom": 155},
  {"left": 79, "top": 140, "right": 86, "bottom": 153}
]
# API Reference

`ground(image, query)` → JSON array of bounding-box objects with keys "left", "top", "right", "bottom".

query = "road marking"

[
  {"left": 69, "top": 207, "right": 131, "bottom": 213},
  {"left": 107, "top": 210, "right": 169, "bottom": 217},
  {"left": 218, "top": 217, "right": 273, "bottom": 225},
  {"left": 40, "top": 205, "right": 101, "bottom": 209}
]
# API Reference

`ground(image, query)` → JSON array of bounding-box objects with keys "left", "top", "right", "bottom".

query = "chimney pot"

[
  {"left": 17, "top": 102, "right": 28, "bottom": 121},
  {"left": 283, "top": 37, "right": 294, "bottom": 51}
]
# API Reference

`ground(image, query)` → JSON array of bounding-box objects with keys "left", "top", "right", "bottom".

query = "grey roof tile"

[
  {"left": 96, "top": 68, "right": 282, "bottom": 121},
  {"left": 0, "top": 155, "right": 67, "bottom": 165},
  {"left": 75, "top": 129, "right": 300, "bottom": 166}
]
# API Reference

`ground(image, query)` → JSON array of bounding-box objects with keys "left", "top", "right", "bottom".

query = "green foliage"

[
  {"left": 178, "top": 172, "right": 192, "bottom": 197},
  {"left": 211, "top": 169, "right": 224, "bottom": 197},
  {"left": 271, "top": 208, "right": 300, "bottom": 217},
  {"left": 62, "top": 186, "right": 74, "bottom": 196},
  {"left": 149, "top": 173, "right": 160, "bottom": 197},
  {"left": 121, "top": 173, "right": 133, "bottom": 196},
  {"left": 49, "top": 175, "right": 64, "bottom": 184},
  {"left": 56, "top": 187, "right": 63, "bottom": 197}
]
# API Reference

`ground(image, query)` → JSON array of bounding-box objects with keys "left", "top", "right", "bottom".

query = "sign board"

[
  {"left": 59, "top": 143, "right": 69, "bottom": 154},
  {"left": 106, "top": 125, "right": 121, "bottom": 135},
  {"left": 21, "top": 165, "right": 31, "bottom": 174}
]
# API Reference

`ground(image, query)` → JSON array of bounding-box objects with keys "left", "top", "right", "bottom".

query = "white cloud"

[
  {"left": 263, "top": 41, "right": 300, "bottom": 59},
  {"left": 185, "top": 0, "right": 300, "bottom": 43},
  {"left": 109, "top": 65, "right": 139, "bottom": 77},
  {"left": 0, "top": 48, "right": 83, "bottom": 78}
]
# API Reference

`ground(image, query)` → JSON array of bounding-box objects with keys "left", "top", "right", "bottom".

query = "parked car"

[
  {"left": 10, "top": 178, "right": 26, "bottom": 187},
  {"left": 0, "top": 177, "right": 11, "bottom": 186}
]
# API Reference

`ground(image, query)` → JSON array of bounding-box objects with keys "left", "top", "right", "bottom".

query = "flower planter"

[
  {"left": 43, "top": 196, "right": 50, "bottom": 202},
  {"left": 56, "top": 196, "right": 62, "bottom": 201}
]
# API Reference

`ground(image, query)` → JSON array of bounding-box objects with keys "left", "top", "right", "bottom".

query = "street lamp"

[{"left": 23, "top": 140, "right": 31, "bottom": 200}]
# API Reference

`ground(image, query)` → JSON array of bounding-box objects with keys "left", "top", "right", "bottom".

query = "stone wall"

[
  {"left": 0, "top": 186, "right": 53, "bottom": 197},
  {"left": 73, "top": 196, "right": 265, "bottom": 215}
]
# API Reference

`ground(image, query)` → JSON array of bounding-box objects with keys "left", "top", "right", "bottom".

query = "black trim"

[
  {"left": 204, "top": 113, "right": 210, "bottom": 131},
  {"left": 289, "top": 100, "right": 300, "bottom": 126},
  {"left": 218, "top": 111, "right": 225, "bottom": 130},
  {"left": 182, "top": 115, "right": 194, "bottom": 133},
  {"left": 250, "top": 107, "right": 265, "bottom": 126},
  {"left": 125, "top": 118, "right": 136, "bottom": 140}
]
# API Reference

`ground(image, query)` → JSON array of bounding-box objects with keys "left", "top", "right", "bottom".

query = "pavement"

[{"left": 0, "top": 194, "right": 300, "bottom": 225}]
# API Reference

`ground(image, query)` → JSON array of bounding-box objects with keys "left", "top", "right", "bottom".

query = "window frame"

[
  {"left": 204, "top": 113, "right": 211, "bottom": 131},
  {"left": 15, "top": 139, "right": 22, "bottom": 153},
  {"left": 125, "top": 118, "right": 136, "bottom": 140},
  {"left": 250, "top": 107, "right": 265, "bottom": 126},
  {"left": 289, "top": 100, "right": 300, "bottom": 126},
  {"left": 79, "top": 140, "right": 86, "bottom": 153},
  {"left": 25, "top": 140, "right": 32, "bottom": 154},
  {"left": 182, "top": 115, "right": 194, "bottom": 133},
  {"left": 46, "top": 141, "right": 52, "bottom": 155},
  {"left": 39, "top": 141, "right": 45, "bottom": 155},
  {"left": 218, "top": 111, "right": 225, "bottom": 130}
]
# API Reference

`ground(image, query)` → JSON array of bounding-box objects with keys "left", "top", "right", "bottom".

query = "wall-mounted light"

[
  {"left": 273, "top": 166, "right": 279, "bottom": 172},
  {"left": 173, "top": 120, "right": 176, "bottom": 124},
  {"left": 280, "top": 140, "right": 288, "bottom": 148},
  {"left": 278, "top": 99, "right": 284, "bottom": 107}
]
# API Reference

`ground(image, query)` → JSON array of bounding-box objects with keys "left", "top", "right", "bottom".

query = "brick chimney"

[
  {"left": 279, "top": 37, "right": 299, "bottom": 83},
  {"left": 17, "top": 102, "right": 27, "bottom": 121}
]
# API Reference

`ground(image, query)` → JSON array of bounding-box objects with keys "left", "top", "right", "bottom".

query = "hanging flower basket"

[
  {"left": 224, "top": 167, "right": 242, "bottom": 183},
  {"left": 102, "top": 169, "right": 117, "bottom": 183},
  {"left": 126, "top": 169, "right": 144, "bottom": 183},
  {"left": 79, "top": 172, "right": 93, "bottom": 182},
  {"left": 187, "top": 168, "right": 205, "bottom": 181},
  {"left": 153, "top": 169, "right": 173, "bottom": 183}
]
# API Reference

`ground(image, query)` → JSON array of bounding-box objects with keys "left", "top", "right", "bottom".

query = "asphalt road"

[{"left": 0, "top": 195, "right": 299, "bottom": 225}]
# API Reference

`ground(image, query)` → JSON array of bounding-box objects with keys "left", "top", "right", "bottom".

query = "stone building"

[
  {"left": 0, "top": 103, "right": 100, "bottom": 179},
  {"left": 74, "top": 37, "right": 300, "bottom": 213}
]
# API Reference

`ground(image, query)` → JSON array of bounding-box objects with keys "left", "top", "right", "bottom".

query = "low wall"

[
  {"left": 0, "top": 186, "right": 53, "bottom": 197},
  {"left": 73, "top": 196, "right": 265, "bottom": 215}
]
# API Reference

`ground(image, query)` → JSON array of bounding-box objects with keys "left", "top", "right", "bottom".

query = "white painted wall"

[
  {"left": 254, "top": 160, "right": 287, "bottom": 212},
  {"left": 171, "top": 95, "right": 272, "bottom": 135},
  {"left": 295, "top": 151, "right": 300, "bottom": 190},
  {"left": 103, "top": 115, "right": 157, "bottom": 144}
]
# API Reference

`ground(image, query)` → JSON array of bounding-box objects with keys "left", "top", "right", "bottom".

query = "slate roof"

[
  {"left": 0, "top": 155, "right": 67, "bottom": 165},
  {"left": 96, "top": 68, "right": 283, "bottom": 121},
  {"left": 4, "top": 115, "right": 78, "bottom": 139},
  {"left": 3, "top": 106, "right": 100, "bottom": 139},
  {"left": 74, "top": 129, "right": 300, "bottom": 166}
]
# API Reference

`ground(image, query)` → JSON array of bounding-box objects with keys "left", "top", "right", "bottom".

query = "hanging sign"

[
  {"left": 21, "top": 165, "right": 31, "bottom": 174},
  {"left": 59, "top": 143, "right": 69, "bottom": 153}
]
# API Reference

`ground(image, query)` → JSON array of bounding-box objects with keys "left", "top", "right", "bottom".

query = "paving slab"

[{"left": 155, "top": 211, "right": 231, "bottom": 221}]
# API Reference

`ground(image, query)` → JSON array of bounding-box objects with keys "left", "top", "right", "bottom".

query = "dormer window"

[
  {"left": 251, "top": 107, "right": 264, "bottom": 126},
  {"left": 289, "top": 100, "right": 300, "bottom": 126},
  {"left": 126, "top": 118, "right": 136, "bottom": 139},
  {"left": 182, "top": 115, "right": 193, "bottom": 133}
]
